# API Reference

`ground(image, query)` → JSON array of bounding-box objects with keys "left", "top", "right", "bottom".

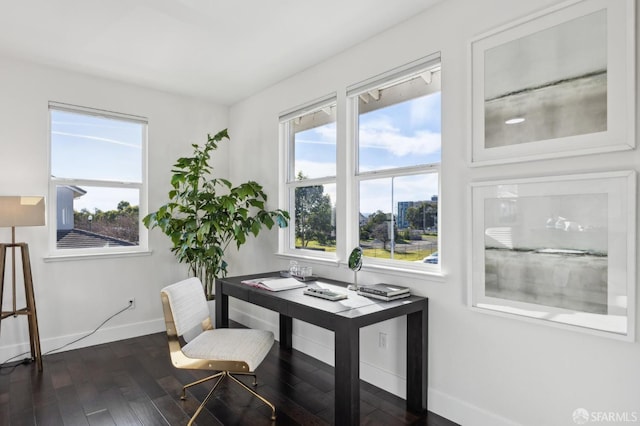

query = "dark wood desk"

[{"left": 215, "top": 273, "right": 428, "bottom": 426}]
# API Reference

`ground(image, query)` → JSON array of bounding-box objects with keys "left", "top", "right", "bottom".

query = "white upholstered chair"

[{"left": 160, "top": 277, "right": 276, "bottom": 425}]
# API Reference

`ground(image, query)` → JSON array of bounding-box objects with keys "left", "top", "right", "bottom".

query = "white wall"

[
  {"left": 0, "top": 55, "right": 227, "bottom": 361},
  {"left": 228, "top": 0, "right": 640, "bottom": 425}
]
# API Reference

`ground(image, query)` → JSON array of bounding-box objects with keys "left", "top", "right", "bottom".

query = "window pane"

[
  {"left": 56, "top": 185, "right": 140, "bottom": 249},
  {"left": 294, "top": 183, "right": 336, "bottom": 252},
  {"left": 359, "top": 174, "right": 438, "bottom": 263},
  {"left": 51, "top": 109, "right": 143, "bottom": 182},
  {"left": 358, "top": 80, "right": 441, "bottom": 173},
  {"left": 292, "top": 105, "right": 336, "bottom": 180}
]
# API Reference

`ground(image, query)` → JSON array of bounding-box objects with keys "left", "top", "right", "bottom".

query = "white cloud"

[
  {"left": 359, "top": 118, "right": 440, "bottom": 157},
  {"left": 410, "top": 94, "right": 440, "bottom": 129},
  {"left": 53, "top": 131, "right": 141, "bottom": 149},
  {"left": 295, "top": 138, "right": 335, "bottom": 147},
  {"left": 314, "top": 122, "right": 336, "bottom": 140},
  {"left": 295, "top": 160, "right": 336, "bottom": 180}
]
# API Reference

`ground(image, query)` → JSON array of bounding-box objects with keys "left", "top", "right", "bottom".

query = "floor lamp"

[{"left": 0, "top": 196, "right": 45, "bottom": 371}]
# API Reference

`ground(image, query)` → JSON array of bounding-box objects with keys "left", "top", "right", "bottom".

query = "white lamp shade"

[{"left": 0, "top": 196, "right": 46, "bottom": 227}]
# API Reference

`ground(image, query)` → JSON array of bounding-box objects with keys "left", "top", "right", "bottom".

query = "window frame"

[
  {"left": 47, "top": 102, "right": 149, "bottom": 258},
  {"left": 278, "top": 53, "right": 443, "bottom": 276},
  {"left": 279, "top": 94, "right": 339, "bottom": 261},
  {"left": 347, "top": 55, "right": 442, "bottom": 273}
]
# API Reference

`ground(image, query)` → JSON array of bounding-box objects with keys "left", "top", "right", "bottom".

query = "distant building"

[
  {"left": 397, "top": 198, "right": 438, "bottom": 229},
  {"left": 397, "top": 201, "right": 419, "bottom": 229},
  {"left": 359, "top": 212, "right": 368, "bottom": 226},
  {"left": 56, "top": 185, "right": 86, "bottom": 230}
]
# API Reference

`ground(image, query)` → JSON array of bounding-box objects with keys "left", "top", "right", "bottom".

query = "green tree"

[
  {"left": 295, "top": 172, "right": 333, "bottom": 247},
  {"left": 405, "top": 201, "right": 437, "bottom": 230},
  {"left": 361, "top": 210, "right": 396, "bottom": 250},
  {"left": 74, "top": 200, "right": 140, "bottom": 243},
  {"left": 405, "top": 206, "right": 422, "bottom": 229}
]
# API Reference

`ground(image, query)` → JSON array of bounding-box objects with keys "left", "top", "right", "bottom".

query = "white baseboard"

[
  {"left": 429, "top": 388, "right": 521, "bottom": 426},
  {"left": 229, "top": 305, "right": 280, "bottom": 337},
  {"left": 291, "top": 327, "right": 335, "bottom": 364},
  {"left": 0, "top": 318, "right": 165, "bottom": 363}
]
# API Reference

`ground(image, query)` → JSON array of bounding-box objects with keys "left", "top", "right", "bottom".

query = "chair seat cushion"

[{"left": 182, "top": 328, "right": 274, "bottom": 371}]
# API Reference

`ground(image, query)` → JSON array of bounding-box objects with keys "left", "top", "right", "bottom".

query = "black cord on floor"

[{"left": 0, "top": 300, "right": 133, "bottom": 374}]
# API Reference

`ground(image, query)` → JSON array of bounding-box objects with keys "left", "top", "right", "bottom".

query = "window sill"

[
  {"left": 275, "top": 252, "right": 341, "bottom": 266},
  {"left": 359, "top": 262, "right": 446, "bottom": 283},
  {"left": 276, "top": 252, "right": 445, "bottom": 283},
  {"left": 43, "top": 249, "right": 153, "bottom": 262}
]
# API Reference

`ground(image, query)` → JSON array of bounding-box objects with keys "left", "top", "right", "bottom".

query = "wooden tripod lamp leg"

[
  {"left": 21, "top": 243, "right": 42, "bottom": 372},
  {"left": 0, "top": 245, "right": 5, "bottom": 336},
  {"left": 0, "top": 243, "right": 43, "bottom": 372}
]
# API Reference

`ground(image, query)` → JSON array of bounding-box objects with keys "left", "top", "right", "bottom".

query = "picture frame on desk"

[
  {"left": 469, "top": 171, "right": 636, "bottom": 340},
  {"left": 469, "top": 0, "right": 635, "bottom": 166}
]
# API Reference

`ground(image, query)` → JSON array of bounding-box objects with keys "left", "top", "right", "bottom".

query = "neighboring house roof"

[
  {"left": 58, "top": 185, "right": 87, "bottom": 198},
  {"left": 56, "top": 229, "right": 135, "bottom": 249}
]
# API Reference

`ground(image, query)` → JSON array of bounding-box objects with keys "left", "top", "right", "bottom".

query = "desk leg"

[
  {"left": 335, "top": 321, "right": 359, "bottom": 426},
  {"left": 279, "top": 314, "right": 293, "bottom": 349},
  {"left": 215, "top": 280, "right": 229, "bottom": 328},
  {"left": 406, "top": 301, "right": 428, "bottom": 413}
]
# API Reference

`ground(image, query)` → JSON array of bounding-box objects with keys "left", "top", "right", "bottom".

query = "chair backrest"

[{"left": 161, "top": 277, "right": 210, "bottom": 338}]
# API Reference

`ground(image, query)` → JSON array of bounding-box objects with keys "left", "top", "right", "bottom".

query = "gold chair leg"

[
  {"left": 181, "top": 371, "right": 224, "bottom": 400},
  {"left": 232, "top": 371, "right": 258, "bottom": 386},
  {"left": 228, "top": 372, "right": 276, "bottom": 420},
  {"left": 187, "top": 372, "right": 227, "bottom": 426}
]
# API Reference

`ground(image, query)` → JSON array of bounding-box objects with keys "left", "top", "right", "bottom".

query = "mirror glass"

[{"left": 348, "top": 247, "right": 363, "bottom": 272}]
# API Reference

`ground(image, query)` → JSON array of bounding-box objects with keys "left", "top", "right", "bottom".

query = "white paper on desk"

[
  {"left": 333, "top": 295, "right": 375, "bottom": 309},
  {"left": 241, "top": 277, "right": 306, "bottom": 291},
  {"left": 311, "top": 282, "right": 373, "bottom": 309}
]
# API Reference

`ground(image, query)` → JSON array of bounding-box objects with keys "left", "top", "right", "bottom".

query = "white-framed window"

[
  {"left": 280, "top": 54, "right": 442, "bottom": 273},
  {"left": 48, "top": 102, "right": 148, "bottom": 256},
  {"left": 348, "top": 54, "right": 441, "bottom": 270},
  {"left": 280, "top": 95, "right": 337, "bottom": 259}
]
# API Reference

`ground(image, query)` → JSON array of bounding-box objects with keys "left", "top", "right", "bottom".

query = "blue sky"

[
  {"left": 295, "top": 92, "right": 441, "bottom": 214},
  {"left": 51, "top": 109, "right": 143, "bottom": 212}
]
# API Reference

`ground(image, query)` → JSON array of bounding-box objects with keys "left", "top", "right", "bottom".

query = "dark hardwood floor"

[{"left": 0, "top": 329, "right": 457, "bottom": 425}]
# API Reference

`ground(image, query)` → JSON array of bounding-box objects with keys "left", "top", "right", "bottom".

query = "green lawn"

[
  {"left": 296, "top": 237, "right": 437, "bottom": 262},
  {"left": 362, "top": 247, "right": 434, "bottom": 262}
]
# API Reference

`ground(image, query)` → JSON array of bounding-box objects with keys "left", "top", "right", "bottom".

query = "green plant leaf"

[
  {"left": 249, "top": 199, "right": 264, "bottom": 209},
  {"left": 261, "top": 215, "right": 274, "bottom": 229},
  {"left": 142, "top": 212, "right": 155, "bottom": 228},
  {"left": 276, "top": 214, "right": 288, "bottom": 228},
  {"left": 251, "top": 220, "right": 261, "bottom": 236},
  {"left": 234, "top": 226, "right": 246, "bottom": 245},
  {"left": 197, "top": 222, "right": 211, "bottom": 242},
  {"left": 171, "top": 173, "right": 186, "bottom": 187}
]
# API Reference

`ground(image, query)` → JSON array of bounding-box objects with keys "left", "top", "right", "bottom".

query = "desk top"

[{"left": 217, "top": 272, "right": 428, "bottom": 329}]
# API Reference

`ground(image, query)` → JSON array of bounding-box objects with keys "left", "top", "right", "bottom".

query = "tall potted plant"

[{"left": 143, "top": 129, "right": 289, "bottom": 299}]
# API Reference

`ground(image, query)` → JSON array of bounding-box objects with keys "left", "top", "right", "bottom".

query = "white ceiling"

[{"left": 0, "top": 0, "right": 443, "bottom": 105}]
